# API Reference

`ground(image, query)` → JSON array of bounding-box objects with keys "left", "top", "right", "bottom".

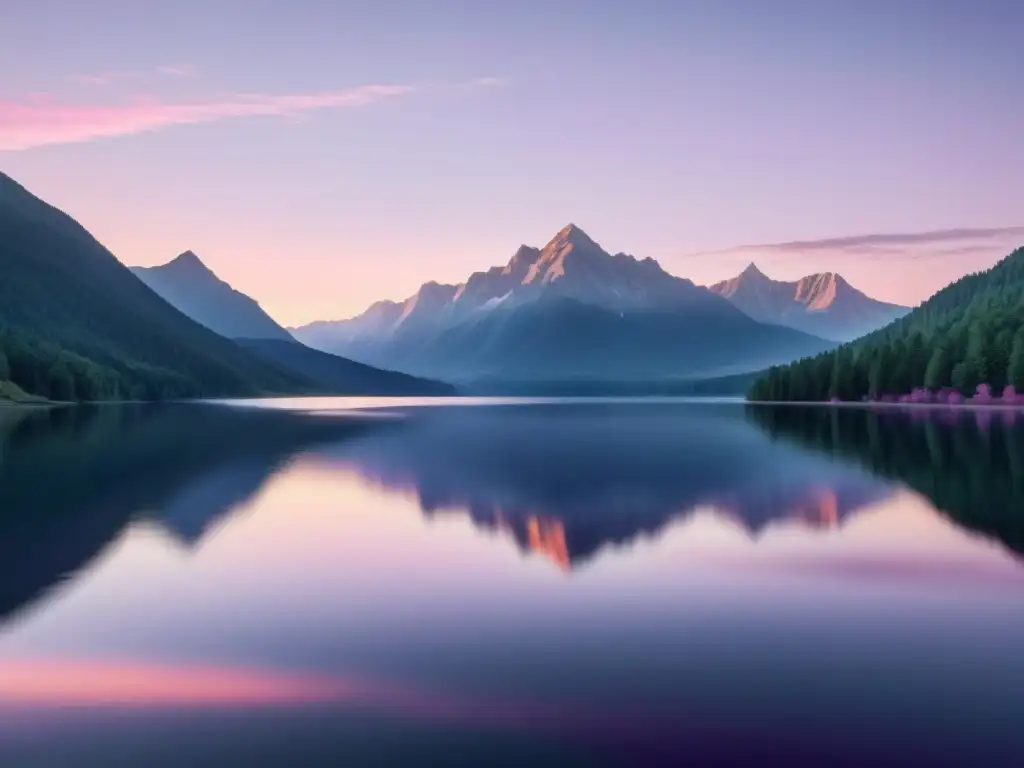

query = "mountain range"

[
  {"left": 0, "top": 168, "right": 916, "bottom": 399},
  {"left": 710, "top": 263, "right": 910, "bottom": 342},
  {"left": 293, "top": 224, "right": 837, "bottom": 382},
  {"left": 0, "top": 171, "right": 451, "bottom": 400}
]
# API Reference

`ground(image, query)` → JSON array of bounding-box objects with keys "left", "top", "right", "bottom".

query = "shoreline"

[
  {"left": 745, "top": 399, "right": 1024, "bottom": 411},
  {"left": 0, "top": 400, "right": 59, "bottom": 409},
  {"left": 6, "top": 394, "right": 1023, "bottom": 412}
]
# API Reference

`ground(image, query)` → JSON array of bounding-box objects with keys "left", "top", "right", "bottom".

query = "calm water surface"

[{"left": 0, "top": 399, "right": 1022, "bottom": 767}]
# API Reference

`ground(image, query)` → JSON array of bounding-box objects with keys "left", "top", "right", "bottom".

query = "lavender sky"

[{"left": 2, "top": 0, "right": 1022, "bottom": 324}]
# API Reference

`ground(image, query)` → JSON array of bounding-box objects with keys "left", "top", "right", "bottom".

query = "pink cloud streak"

[
  {"left": 0, "top": 657, "right": 699, "bottom": 753},
  {"left": 0, "top": 656, "right": 632, "bottom": 734},
  {"left": 0, "top": 84, "right": 414, "bottom": 150}
]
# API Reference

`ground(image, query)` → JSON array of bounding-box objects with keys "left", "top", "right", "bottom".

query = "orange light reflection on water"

[
  {"left": 0, "top": 659, "right": 348, "bottom": 708},
  {"left": 0, "top": 657, "right": 576, "bottom": 732}
]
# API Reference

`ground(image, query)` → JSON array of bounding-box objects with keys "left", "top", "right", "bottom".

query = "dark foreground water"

[{"left": 0, "top": 399, "right": 1022, "bottom": 767}]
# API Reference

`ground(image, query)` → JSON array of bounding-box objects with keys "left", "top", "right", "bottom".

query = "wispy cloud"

[
  {"left": 737, "top": 226, "right": 1024, "bottom": 254},
  {"left": 72, "top": 64, "right": 200, "bottom": 87},
  {"left": 0, "top": 84, "right": 414, "bottom": 151},
  {"left": 685, "top": 226, "right": 1024, "bottom": 265},
  {"left": 155, "top": 63, "right": 199, "bottom": 78},
  {"left": 3, "top": 74, "right": 505, "bottom": 151}
]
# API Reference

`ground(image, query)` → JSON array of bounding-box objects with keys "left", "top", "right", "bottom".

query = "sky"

[{"left": 1, "top": 0, "right": 1022, "bottom": 325}]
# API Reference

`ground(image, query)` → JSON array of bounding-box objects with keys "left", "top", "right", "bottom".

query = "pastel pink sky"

[{"left": 2, "top": 1, "right": 1022, "bottom": 325}]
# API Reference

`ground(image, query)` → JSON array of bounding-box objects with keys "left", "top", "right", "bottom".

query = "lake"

[{"left": 1, "top": 399, "right": 1022, "bottom": 767}]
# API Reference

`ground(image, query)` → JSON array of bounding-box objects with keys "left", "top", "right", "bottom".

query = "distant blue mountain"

[
  {"left": 132, "top": 251, "right": 294, "bottom": 341},
  {"left": 132, "top": 251, "right": 454, "bottom": 395},
  {"left": 711, "top": 262, "right": 910, "bottom": 342},
  {"left": 0, "top": 171, "right": 308, "bottom": 399}
]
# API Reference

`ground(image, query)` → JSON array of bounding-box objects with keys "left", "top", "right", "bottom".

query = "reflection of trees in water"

[
  {"left": 0, "top": 404, "right": 374, "bottom": 627},
  {"left": 747, "top": 404, "right": 1024, "bottom": 557}
]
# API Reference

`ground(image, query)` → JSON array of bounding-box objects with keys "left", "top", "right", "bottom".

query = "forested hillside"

[
  {"left": 0, "top": 172, "right": 310, "bottom": 401},
  {"left": 749, "top": 247, "right": 1024, "bottom": 402},
  {"left": 0, "top": 325, "right": 134, "bottom": 402}
]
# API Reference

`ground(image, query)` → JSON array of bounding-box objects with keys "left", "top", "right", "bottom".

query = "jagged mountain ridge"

[
  {"left": 296, "top": 225, "right": 721, "bottom": 349},
  {"left": 293, "top": 225, "right": 835, "bottom": 381},
  {"left": 710, "top": 263, "right": 910, "bottom": 342}
]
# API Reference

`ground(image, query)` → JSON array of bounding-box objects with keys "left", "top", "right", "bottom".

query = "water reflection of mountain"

[
  {"left": 747, "top": 405, "right": 1024, "bottom": 558},
  {"left": 157, "top": 458, "right": 292, "bottom": 547},
  {"left": 0, "top": 404, "right": 376, "bottom": 626},
  {"left": 314, "top": 403, "right": 895, "bottom": 569}
]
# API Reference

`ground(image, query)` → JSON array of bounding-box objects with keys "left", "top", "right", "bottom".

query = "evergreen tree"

[
  {"left": 966, "top": 321, "right": 992, "bottom": 384},
  {"left": 46, "top": 361, "right": 76, "bottom": 402},
  {"left": 905, "top": 333, "right": 930, "bottom": 387},
  {"left": 990, "top": 327, "right": 1014, "bottom": 391},
  {"left": 849, "top": 350, "right": 870, "bottom": 397},
  {"left": 868, "top": 350, "right": 886, "bottom": 399},
  {"left": 829, "top": 349, "right": 852, "bottom": 400},
  {"left": 951, "top": 359, "right": 980, "bottom": 395},
  {"left": 924, "top": 345, "right": 951, "bottom": 390},
  {"left": 888, "top": 341, "right": 915, "bottom": 395},
  {"left": 1009, "top": 329, "right": 1024, "bottom": 389}
]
